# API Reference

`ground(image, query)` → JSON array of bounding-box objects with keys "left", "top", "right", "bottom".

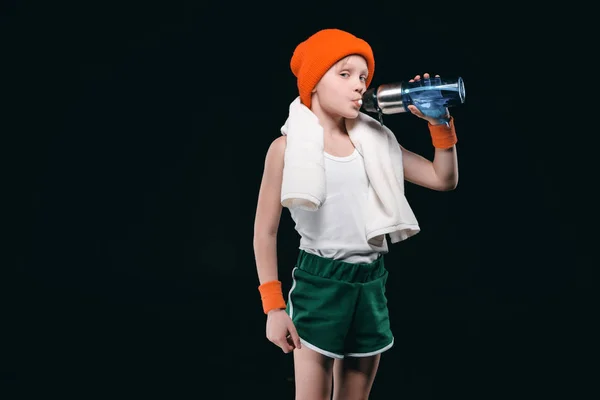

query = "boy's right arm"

[
  {"left": 253, "top": 135, "right": 286, "bottom": 285},
  {"left": 253, "top": 135, "right": 302, "bottom": 353}
]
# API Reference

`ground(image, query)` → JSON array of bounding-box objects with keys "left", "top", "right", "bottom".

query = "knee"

[{"left": 296, "top": 388, "right": 331, "bottom": 400}]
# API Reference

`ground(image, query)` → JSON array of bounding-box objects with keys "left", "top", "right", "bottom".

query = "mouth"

[{"left": 352, "top": 99, "right": 363, "bottom": 108}]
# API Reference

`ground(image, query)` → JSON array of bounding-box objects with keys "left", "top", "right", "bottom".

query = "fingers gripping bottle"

[{"left": 361, "top": 76, "right": 466, "bottom": 125}]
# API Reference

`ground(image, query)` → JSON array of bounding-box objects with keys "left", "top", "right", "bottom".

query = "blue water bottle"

[{"left": 362, "top": 76, "right": 466, "bottom": 125}]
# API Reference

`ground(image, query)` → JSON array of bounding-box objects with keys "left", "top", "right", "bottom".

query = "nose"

[{"left": 354, "top": 83, "right": 366, "bottom": 95}]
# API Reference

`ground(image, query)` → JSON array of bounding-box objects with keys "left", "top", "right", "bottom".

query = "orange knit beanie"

[{"left": 290, "top": 28, "right": 375, "bottom": 109}]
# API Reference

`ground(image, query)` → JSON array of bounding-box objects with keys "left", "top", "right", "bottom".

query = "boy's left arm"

[{"left": 400, "top": 107, "right": 459, "bottom": 191}]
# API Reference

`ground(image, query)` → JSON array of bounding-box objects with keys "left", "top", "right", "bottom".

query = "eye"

[
  {"left": 360, "top": 76, "right": 367, "bottom": 82},
  {"left": 340, "top": 72, "right": 350, "bottom": 78}
]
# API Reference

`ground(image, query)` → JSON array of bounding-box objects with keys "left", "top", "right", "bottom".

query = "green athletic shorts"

[{"left": 285, "top": 249, "right": 394, "bottom": 359}]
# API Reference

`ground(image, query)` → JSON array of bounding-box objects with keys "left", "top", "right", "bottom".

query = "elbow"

[
  {"left": 443, "top": 182, "right": 458, "bottom": 191},
  {"left": 253, "top": 229, "right": 278, "bottom": 243},
  {"left": 439, "top": 176, "right": 459, "bottom": 191},
  {"left": 448, "top": 177, "right": 459, "bottom": 191},
  {"left": 253, "top": 219, "right": 279, "bottom": 241}
]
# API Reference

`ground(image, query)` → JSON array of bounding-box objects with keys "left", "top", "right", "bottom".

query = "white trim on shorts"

[
  {"left": 345, "top": 338, "right": 395, "bottom": 358},
  {"left": 299, "top": 338, "right": 345, "bottom": 359},
  {"left": 287, "top": 267, "right": 298, "bottom": 319}
]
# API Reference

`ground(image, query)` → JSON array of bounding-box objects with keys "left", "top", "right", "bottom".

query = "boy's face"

[{"left": 312, "top": 55, "right": 369, "bottom": 119}]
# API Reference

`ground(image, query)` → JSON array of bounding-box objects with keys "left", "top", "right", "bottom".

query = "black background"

[{"left": 3, "top": 1, "right": 591, "bottom": 399}]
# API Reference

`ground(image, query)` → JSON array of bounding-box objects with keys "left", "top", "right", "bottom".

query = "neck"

[{"left": 310, "top": 101, "right": 348, "bottom": 137}]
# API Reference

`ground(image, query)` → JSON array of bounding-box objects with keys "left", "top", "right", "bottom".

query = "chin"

[{"left": 344, "top": 109, "right": 361, "bottom": 119}]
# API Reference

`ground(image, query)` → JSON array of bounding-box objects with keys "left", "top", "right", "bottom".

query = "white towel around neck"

[{"left": 280, "top": 97, "right": 420, "bottom": 245}]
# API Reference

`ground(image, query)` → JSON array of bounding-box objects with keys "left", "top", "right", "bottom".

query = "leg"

[
  {"left": 293, "top": 346, "right": 335, "bottom": 400},
  {"left": 335, "top": 266, "right": 392, "bottom": 399},
  {"left": 332, "top": 354, "right": 381, "bottom": 400},
  {"left": 287, "top": 263, "right": 355, "bottom": 399}
]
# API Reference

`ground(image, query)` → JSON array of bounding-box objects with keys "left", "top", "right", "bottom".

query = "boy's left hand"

[{"left": 407, "top": 72, "right": 450, "bottom": 126}]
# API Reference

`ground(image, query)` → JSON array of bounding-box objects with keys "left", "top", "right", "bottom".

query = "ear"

[{"left": 311, "top": 81, "right": 320, "bottom": 94}]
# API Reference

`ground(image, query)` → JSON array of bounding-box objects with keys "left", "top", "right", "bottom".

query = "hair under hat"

[{"left": 290, "top": 29, "right": 375, "bottom": 109}]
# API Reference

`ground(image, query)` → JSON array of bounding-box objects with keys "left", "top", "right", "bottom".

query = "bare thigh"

[
  {"left": 332, "top": 354, "right": 381, "bottom": 400},
  {"left": 293, "top": 346, "right": 335, "bottom": 400}
]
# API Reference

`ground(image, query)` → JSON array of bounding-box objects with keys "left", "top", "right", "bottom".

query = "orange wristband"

[
  {"left": 428, "top": 116, "right": 458, "bottom": 149},
  {"left": 258, "top": 280, "right": 287, "bottom": 314}
]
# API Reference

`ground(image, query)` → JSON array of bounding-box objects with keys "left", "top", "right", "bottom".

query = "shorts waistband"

[{"left": 295, "top": 250, "right": 386, "bottom": 283}]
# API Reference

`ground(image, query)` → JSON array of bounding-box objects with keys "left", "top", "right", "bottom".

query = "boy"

[{"left": 253, "top": 28, "right": 459, "bottom": 399}]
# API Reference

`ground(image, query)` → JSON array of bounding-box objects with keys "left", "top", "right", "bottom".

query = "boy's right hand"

[{"left": 266, "top": 309, "right": 302, "bottom": 353}]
